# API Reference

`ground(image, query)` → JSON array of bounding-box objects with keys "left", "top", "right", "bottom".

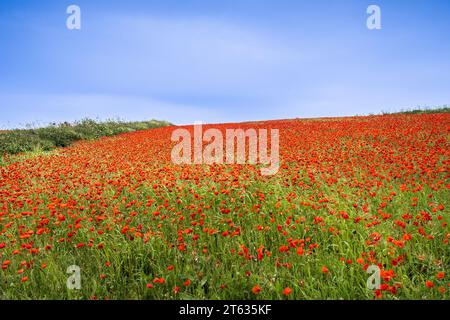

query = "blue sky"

[{"left": 0, "top": 0, "right": 449, "bottom": 128}]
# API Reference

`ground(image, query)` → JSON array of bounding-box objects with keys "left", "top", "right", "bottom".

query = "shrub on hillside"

[
  {"left": 35, "top": 126, "right": 82, "bottom": 147},
  {"left": 0, "top": 119, "right": 172, "bottom": 155}
]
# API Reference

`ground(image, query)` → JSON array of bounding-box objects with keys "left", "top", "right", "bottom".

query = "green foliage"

[
  {"left": 382, "top": 105, "right": 450, "bottom": 115},
  {"left": 0, "top": 119, "right": 172, "bottom": 155}
]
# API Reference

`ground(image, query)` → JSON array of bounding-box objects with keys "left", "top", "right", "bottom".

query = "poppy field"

[{"left": 0, "top": 113, "right": 449, "bottom": 300}]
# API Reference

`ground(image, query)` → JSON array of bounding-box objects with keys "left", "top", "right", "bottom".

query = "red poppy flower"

[
  {"left": 252, "top": 285, "right": 261, "bottom": 294},
  {"left": 282, "top": 287, "right": 292, "bottom": 296},
  {"left": 153, "top": 277, "right": 165, "bottom": 284}
]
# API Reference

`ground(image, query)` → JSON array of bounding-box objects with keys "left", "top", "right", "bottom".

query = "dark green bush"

[
  {"left": 0, "top": 118, "right": 172, "bottom": 155},
  {"left": 35, "top": 127, "right": 82, "bottom": 147},
  {"left": 0, "top": 131, "right": 53, "bottom": 154}
]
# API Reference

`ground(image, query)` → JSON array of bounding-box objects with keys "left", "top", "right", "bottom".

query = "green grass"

[
  {"left": 1, "top": 171, "right": 448, "bottom": 300},
  {"left": 382, "top": 105, "right": 449, "bottom": 115},
  {"left": 0, "top": 118, "right": 172, "bottom": 156}
]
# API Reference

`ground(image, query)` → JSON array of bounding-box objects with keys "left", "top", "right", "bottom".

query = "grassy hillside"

[
  {"left": 0, "top": 113, "right": 448, "bottom": 299},
  {"left": 383, "top": 105, "right": 449, "bottom": 115},
  {"left": 0, "top": 119, "right": 172, "bottom": 156}
]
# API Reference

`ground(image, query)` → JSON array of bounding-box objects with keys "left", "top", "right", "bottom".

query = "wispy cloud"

[
  {"left": 0, "top": 13, "right": 308, "bottom": 128},
  {"left": 1, "top": 1, "right": 449, "bottom": 127},
  {"left": 64, "top": 14, "right": 302, "bottom": 97}
]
